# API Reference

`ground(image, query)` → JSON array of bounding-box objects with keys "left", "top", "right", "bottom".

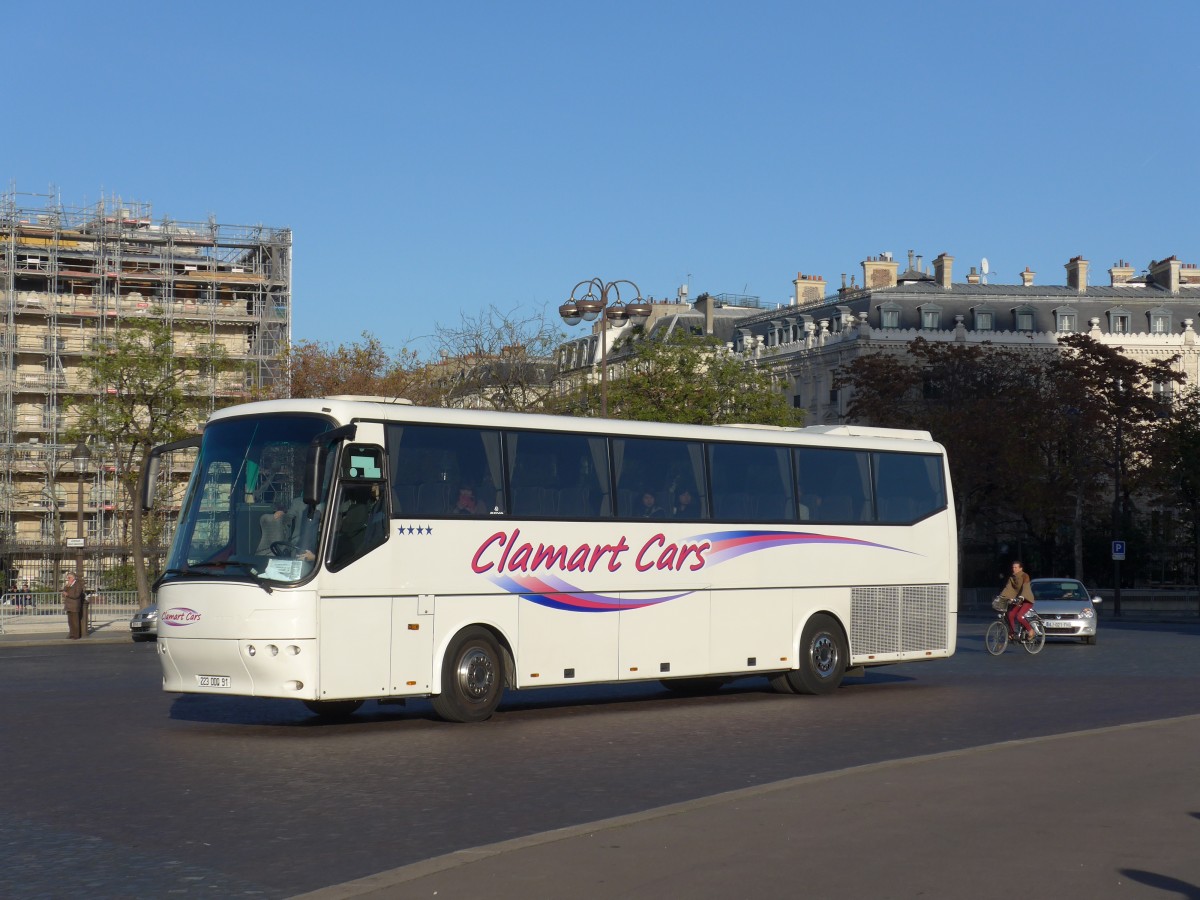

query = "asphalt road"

[{"left": 2, "top": 619, "right": 1198, "bottom": 898}]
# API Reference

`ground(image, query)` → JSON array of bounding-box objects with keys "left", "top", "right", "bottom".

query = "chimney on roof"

[
  {"left": 861, "top": 253, "right": 898, "bottom": 290},
  {"left": 1020, "top": 267, "right": 1036, "bottom": 287},
  {"left": 932, "top": 253, "right": 953, "bottom": 289},
  {"left": 1108, "top": 260, "right": 1136, "bottom": 285},
  {"left": 1065, "top": 256, "right": 1089, "bottom": 292},
  {"left": 1148, "top": 256, "right": 1181, "bottom": 294},
  {"left": 792, "top": 272, "right": 827, "bottom": 305},
  {"left": 693, "top": 292, "right": 716, "bottom": 335},
  {"left": 966, "top": 266, "right": 981, "bottom": 285}
]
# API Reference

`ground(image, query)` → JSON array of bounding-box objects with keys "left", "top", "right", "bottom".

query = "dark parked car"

[
  {"left": 129, "top": 604, "right": 158, "bottom": 642},
  {"left": 1030, "top": 578, "right": 1101, "bottom": 644}
]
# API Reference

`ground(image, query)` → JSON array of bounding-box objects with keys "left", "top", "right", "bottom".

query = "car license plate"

[
  {"left": 197, "top": 675, "right": 231, "bottom": 688},
  {"left": 1045, "top": 621, "right": 1072, "bottom": 629}
]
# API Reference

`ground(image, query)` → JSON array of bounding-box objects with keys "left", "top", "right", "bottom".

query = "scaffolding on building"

[{"left": 0, "top": 188, "right": 292, "bottom": 589}]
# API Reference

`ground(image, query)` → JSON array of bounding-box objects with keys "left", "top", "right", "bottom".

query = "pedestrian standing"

[{"left": 62, "top": 572, "right": 85, "bottom": 640}]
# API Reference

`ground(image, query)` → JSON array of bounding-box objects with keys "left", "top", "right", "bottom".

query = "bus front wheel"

[
  {"left": 432, "top": 627, "right": 505, "bottom": 723},
  {"left": 780, "top": 614, "right": 847, "bottom": 696}
]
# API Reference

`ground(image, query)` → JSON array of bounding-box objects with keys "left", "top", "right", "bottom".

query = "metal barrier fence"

[{"left": 0, "top": 591, "right": 142, "bottom": 634}]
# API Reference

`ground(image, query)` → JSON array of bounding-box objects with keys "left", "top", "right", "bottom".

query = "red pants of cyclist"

[{"left": 1007, "top": 600, "right": 1034, "bottom": 638}]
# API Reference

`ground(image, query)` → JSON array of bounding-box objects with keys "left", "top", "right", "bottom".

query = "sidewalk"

[{"left": 0, "top": 609, "right": 134, "bottom": 645}]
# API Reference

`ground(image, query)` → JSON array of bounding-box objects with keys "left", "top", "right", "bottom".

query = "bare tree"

[{"left": 430, "top": 304, "right": 565, "bottom": 412}]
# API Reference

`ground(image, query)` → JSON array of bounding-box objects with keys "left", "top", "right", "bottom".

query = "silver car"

[
  {"left": 1030, "top": 578, "right": 1101, "bottom": 644},
  {"left": 129, "top": 604, "right": 158, "bottom": 642}
]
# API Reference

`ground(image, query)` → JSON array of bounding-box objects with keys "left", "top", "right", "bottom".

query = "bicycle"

[{"left": 985, "top": 596, "right": 1046, "bottom": 655}]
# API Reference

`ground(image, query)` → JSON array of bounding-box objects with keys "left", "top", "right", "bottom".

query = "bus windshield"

[{"left": 163, "top": 414, "right": 336, "bottom": 587}]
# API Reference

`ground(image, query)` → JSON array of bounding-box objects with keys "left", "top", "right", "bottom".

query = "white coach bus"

[{"left": 143, "top": 398, "right": 957, "bottom": 722}]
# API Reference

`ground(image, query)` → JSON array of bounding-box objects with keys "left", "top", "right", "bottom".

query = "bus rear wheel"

[
  {"left": 432, "top": 627, "right": 504, "bottom": 723},
  {"left": 779, "top": 614, "right": 847, "bottom": 695},
  {"left": 303, "top": 699, "right": 364, "bottom": 718}
]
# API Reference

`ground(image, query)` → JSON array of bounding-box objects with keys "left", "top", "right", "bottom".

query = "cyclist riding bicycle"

[{"left": 999, "top": 559, "right": 1036, "bottom": 641}]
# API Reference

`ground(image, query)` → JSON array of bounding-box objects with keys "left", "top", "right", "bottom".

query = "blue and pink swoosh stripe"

[{"left": 493, "top": 529, "right": 907, "bottom": 613}]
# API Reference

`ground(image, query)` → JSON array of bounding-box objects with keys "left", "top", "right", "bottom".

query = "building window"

[
  {"left": 1112, "top": 314, "right": 1130, "bottom": 334},
  {"left": 1056, "top": 313, "right": 1076, "bottom": 333},
  {"left": 878, "top": 304, "right": 901, "bottom": 328},
  {"left": 1016, "top": 311, "right": 1034, "bottom": 331},
  {"left": 922, "top": 310, "right": 940, "bottom": 329},
  {"left": 1149, "top": 310, "right": 1171, "bottom": 334},
  {"left": 975, "top": 311, "right": 993, "bottom": 330}
]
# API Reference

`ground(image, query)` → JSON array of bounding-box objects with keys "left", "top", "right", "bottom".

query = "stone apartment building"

[
  {"left": 0, "top": 191, "right": 291, "bottom": 590},
  {"left": 729, "top": 251, "right": 1200, "bottom": 424}
]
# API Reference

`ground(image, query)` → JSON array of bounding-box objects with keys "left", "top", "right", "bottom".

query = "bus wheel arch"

[
  {"left": 771, "top": 612, "right": 848, "bottom": 696},
  {"left": 431, "top": 625, "right": 507, "bottom": 723}
]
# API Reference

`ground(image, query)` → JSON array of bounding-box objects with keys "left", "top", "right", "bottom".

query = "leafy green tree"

[
  {"left": 70, "top": 315, "right": 235, "bottom": 604},
  {"left": 836, "top": 339, "right": 1040, "bottom": 579},
  {"left": 584, "top": 331, "right": 803, "bottom": 426},
  {"left": 836, "top": 334, "right": 1183, "bottom": 585},
  {"left": 1055, "top": 333, "right": 1183, "bottom": 585},
  {"left": 1148, "top": 386, "right": 1200, "bottom": 584}
]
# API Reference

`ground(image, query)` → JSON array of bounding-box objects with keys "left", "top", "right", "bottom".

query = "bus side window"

[
  {"left": 795, "top": 447, "right": 871, "bottom": 524},
  {"left": 613, "top": 436, "right": 708, "bottom": 520},
  {"left": 873, "top": 452, "right": 945, "bottom": 523},
  {"left": 709, "top": 442, "right": 795, "bottom": 523},
  {"left": 386, "top": 423, "right": 505, "bottom": 518}
]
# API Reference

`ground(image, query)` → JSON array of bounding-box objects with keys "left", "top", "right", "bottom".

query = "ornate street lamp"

[{"left": 559, "top": 278, "right": 651, "bottom": 417}]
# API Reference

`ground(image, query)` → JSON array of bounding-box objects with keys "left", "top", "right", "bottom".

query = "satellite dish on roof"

[{"left": 981, "top": 257, "right": 989, "bottom": 284}]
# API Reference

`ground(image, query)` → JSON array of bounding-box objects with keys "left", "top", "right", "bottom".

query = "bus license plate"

[{"left": 197, "top": 675, "right": 231, "bottom": 688}]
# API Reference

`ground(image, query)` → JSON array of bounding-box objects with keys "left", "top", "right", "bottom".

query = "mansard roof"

[{"left": 732, "top": 279, "right": 1200, "bottom": 336}]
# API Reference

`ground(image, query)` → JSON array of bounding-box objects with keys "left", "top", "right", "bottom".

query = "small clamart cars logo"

[{"left": 161, "top": 607, "right": 202, "bottom": 627}]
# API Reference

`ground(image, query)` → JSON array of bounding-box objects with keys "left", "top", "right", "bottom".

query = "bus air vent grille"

[{"left": 851, "top": 584, "right": 948, "bottom": 656}]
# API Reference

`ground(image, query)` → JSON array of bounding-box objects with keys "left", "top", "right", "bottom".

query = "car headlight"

[{"left": 1080, "top": 607, "right": 1094, "bottom": 619}]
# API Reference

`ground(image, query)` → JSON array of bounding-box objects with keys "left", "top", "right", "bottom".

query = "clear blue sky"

[{"left": 7, "top": 1, "right": 1198, "bottom": 354}]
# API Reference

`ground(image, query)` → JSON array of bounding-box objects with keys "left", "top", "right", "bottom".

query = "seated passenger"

[
  {"left": 638, "top": 491, "right": 665, "bottom": 519},
  {"left": 673, "top": 488, "right": 698, "bottom": 519},
  {"left": 452, "top": 484, "right": 484, "bottom": 515}
]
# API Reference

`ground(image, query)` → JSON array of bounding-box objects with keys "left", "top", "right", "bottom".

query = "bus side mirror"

[
  {"left": 140, "top": 456, "right": 161, "bottom": 512},
  {"left": 305, "top": 423, "right": 359, "bottom": 506}
]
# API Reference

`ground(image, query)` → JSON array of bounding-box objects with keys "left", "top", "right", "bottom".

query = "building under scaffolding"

[{"left": 0, "top": 189, "right": 291, "bottom": 591}]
